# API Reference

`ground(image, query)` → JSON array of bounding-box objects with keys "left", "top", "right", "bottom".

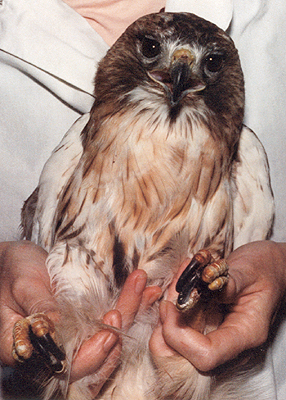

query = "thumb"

[{"left": 149, "top": 301, "right": 177, "bottom": 359}]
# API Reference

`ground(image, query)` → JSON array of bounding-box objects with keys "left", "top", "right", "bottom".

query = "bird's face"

[{"left": 93, "top": 13, "right": 245, "bottom": 152}]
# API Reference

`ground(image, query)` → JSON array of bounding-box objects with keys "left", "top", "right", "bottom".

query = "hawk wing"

[
  {"left": 27, "top": 113, "right": 88, "bottom": 249},
  {"left": 232, "top": 126, "right": 274, "bottom": 248}
]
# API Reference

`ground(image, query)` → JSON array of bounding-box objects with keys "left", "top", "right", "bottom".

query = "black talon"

[
  {"left": 176, "top": 255, "right": 212, "bottom": 310},
  {"left": 177, "top": 280, "right": 198, "bottom": 307},
  {"left": 176, "top": 257, "right": 204, "bottom": 294},
  {"left": 37, "top": 333, "right": 66, "bottom": 361},
  {"left": 29, "top": 328, "right": 66, "bottom": 373}
]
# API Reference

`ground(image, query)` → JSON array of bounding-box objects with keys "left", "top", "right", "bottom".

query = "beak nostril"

[{"left": 171, "top": 48, "right": 194, "bottom": 65}]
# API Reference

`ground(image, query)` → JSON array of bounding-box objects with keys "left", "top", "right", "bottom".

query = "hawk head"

[{"left": 88, "top": 12, "right": 244, "bottom": 158}]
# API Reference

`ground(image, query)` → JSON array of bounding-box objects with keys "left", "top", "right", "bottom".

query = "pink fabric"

[{"left": 62, "top": 0, "right": 165, "bottom": 45}]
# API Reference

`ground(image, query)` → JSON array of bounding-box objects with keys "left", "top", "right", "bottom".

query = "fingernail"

[{"left": 135, "top": 272, "right": 147, "bottom": 294}]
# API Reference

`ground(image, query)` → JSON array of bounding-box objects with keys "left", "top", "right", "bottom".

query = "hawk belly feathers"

[{"left": 17, "top": 12, "right": 274, "bottom": 400}]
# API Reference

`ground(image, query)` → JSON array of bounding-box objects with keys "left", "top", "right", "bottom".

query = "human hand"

[
  {"left": 70, "top": 268, "right": 161, "bottom": 395},
  {"left": 0, "top": 241, "right": 161, "bottom": 396},
  {"left": 0, "top": 241, "right": 53, "bottom": 367},
  {"left": 149, "top": 241, "right": 286, "bottom": 371}
]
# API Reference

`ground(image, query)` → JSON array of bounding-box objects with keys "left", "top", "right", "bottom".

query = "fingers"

[
  {"left": 151, "top": 291, "right": 271, "bottom": 372},
  {"left": 71, "top": 269, "right": 162, "bottom": 384},
  {"left": 88, "top": 342, "right": 123, "bottom": 398},
  {"left": 139, "top": 285, "right": 162, "bottom": 314},
  {"left": 0, "top": 309, "right": 21, "bottom": 365},
  {"left": 150, "top": 243, "right": 286, "bottom": 373},
  {"left": 70, "top": 310, "right": 122, "bottom": 382},
  {"left": 149, "top": 318, "right": 176, "bottom": 359},
  {"left": 225, "top": 241, "right": 285, "bottom": 302},
  {"left": 115, "top": 269, "right": 161, "bottom": 331}
]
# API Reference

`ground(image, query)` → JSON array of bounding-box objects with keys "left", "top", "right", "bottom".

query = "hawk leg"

[
  {"left": 12, "top": 313, "right": 66, "bottom": 374},
  {"left": 176, "top": 249, "right": 229, "bottom": 313}
]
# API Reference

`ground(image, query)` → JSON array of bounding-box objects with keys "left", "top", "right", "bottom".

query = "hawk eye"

[
  {"left": 141, "top": 36, "right": 161, "bottom": 59},
  {"left": 204, "top": 54, "right": 225, "bottom": 73}
]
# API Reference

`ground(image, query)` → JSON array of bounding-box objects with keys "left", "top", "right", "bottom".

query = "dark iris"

[
  {"left": 141, "top": 36, "right": 161, "bottom": 59},
  {"left": 204, "top": 54, "right": 225, "bottom": 73}
]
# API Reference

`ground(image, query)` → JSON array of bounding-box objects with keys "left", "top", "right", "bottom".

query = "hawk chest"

[{"left": 81, "top": 109, "right": 232, "bottom": 258}]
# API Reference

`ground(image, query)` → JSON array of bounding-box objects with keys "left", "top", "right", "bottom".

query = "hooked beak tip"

[
  {"left": 170, "top": 61, "right": 205, "bottom": 105},
  {"left": 148, "top": 48, "right": 205, "bottom": 105}
]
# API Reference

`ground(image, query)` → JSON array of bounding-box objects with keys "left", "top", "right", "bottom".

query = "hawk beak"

[
  {"left": 170, "top": 48, "right": 205, "bottom": 104},
  {"left": 149, "top": 48, "right": 205, "bottom": 105}
]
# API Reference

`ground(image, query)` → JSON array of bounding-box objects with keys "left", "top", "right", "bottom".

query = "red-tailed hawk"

[{"left": 14, "top": 12, "right": 274, "bottom": 400}]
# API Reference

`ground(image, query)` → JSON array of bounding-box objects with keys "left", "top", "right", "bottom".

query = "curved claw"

[
  {"left": 175, "top": 250, "right": 212, "bottom": 293},
  {"left": 175, "top": 250, "right": 228, "bottom": 313},
  {"left": 13, "top": 313, "right": 66, "bottom": 375},
  {"left": 176, "top": 252, "right": 212, "bottom": 312},
  {"left": 176, "top": 283, "right": 202, "bottom": 312},
  {"left": 29, "top": 328, "right": 66, "bottom": 373}
]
